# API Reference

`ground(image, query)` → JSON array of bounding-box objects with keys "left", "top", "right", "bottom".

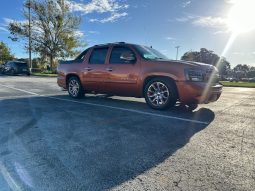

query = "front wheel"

[
  {"left": 186, "top": 103, "right": 198, "bottom": 111},
  {"left": 10, "top": 69, "right": 15, "bottom": 76},
  {"left": 144, "top": 78, "right": 177, "bottom": 110},
  {"left": 68, "top": 77, "right": 84, "bottom": 98}
]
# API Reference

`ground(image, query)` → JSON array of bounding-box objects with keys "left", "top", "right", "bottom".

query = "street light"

[
  {"left": 175, "top": 46, "right": 180, "bottom": 60},
  {"left": 28, "top": 0, "right": 32, "bottom": 71}
]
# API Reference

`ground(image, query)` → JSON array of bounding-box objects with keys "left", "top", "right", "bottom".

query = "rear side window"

[
  {"left": 89, "top": 48, "right": 108, "bottom": 64},
  {"left": 110, "top": 46, "right": 136, "bottom": 64}
]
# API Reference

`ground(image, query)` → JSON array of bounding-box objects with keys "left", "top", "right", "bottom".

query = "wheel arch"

[
  {"left": 143, "top": 75, "right": 179, "bottom": 99},
  {"left": 66, "top": 73, "right": 81, "bottom": 87}
]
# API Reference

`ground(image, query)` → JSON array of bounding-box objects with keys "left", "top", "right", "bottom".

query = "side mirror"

[{"left": 120, "top": 52, "right": 136, "bottom": 62}]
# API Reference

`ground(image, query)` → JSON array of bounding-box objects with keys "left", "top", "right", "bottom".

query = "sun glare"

[{"left": 227, "top": 0, "right": 255, "bottom": 33}]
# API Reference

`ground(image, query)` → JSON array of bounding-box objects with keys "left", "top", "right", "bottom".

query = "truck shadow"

[
  {"left": 0, "top": 95, "right": 215, "bottom": 190},
  {"left": 80, "top": 94, "right": 215, "bottom": 122}
]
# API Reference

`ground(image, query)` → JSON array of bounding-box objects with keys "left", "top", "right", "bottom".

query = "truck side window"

[
  {"left": 110, "top": 46, "right": 136, "bottom": 64},
  {"left": 76, "top": 48, "right": 89, "bottom": 61},
  {"left": 89, "top": 48, "right": 108, "bottom": 64}
]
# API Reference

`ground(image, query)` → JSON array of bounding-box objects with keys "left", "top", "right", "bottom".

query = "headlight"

[{"left": 185, "top": 69, "right": 205, "bottom": 82}]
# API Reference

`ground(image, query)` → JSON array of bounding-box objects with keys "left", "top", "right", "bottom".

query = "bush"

[
  {"left": 41, "top": 70, "right": 57, "bottom": 74},
  {"left": 31, "top": 68, "right": 42, "bottom": 73}
]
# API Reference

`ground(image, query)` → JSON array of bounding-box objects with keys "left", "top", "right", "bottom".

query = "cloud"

[
  {"left": 232, "top": 52, "right": 255, "bottom": 56},
  {"left": 182, "top": 1, "right": 191, "bottom": 8},
  {"left": 66, "top": 0, "right": 129, "bottom": 23},
  {"left": 88, "top": 30, "right": 100, "bottom": 34},
  {"left": 0, "top": 26, "right": 8, "bottom": 32},
  {"left": 175, "top": 15, "right": 230, "bottom": 34},
  {"left": 3, "top": 18, "right": 14, "bottom": 25},
  {"left": 0, "top": 18, "right": 27, "bottom": 33},
  {"left": 74, "top": 30, "right": 85, "bottom": 37},
  {"left": 175, "top": 15, "right": 196, "bottom": 22},
  {"left": 166, "top": 37, "right": 176, "bottom": 41},
  {"left": 232, "top": 52, "right": 245, "bottom": 55},
  {"left": 3, "top": 18, "right": 27, "bottom": 25},
  {"left": 213, "top": 30, "right": 229, "bottom": 35},
  {"left": 192, "top": 16, "right": 227, "bottom": 28},
  {"left": 89, "top": 12, "right": 127, "bottom": 23},
  {"left": 66, "top": 0, "right": 128, "bottom": 14},
  {"left": 175, "top": 15, "right": 227, "bottom": 28},
  {"left": 225, "top": 0, "right": 238, "bottom": 4}
]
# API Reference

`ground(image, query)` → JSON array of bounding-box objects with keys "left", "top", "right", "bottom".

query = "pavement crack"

[
  {"left": 173, "top": 175, "right": 183, "bottom": 191},
  {"left": 240, "top": 129, "right": 245, "bottom": 155}
]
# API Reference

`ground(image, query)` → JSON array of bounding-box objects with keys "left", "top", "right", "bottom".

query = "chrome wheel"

[
  {"left": 147, "top": 82, "right": 170, "bottom": 106},
  {"left": 69, "top": 79, "right": 80, "bottom": 97}
]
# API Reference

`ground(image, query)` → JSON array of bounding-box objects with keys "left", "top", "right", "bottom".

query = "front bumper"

[
  {"left": 176, "top": 81, "right": 223, "bottom": 104},
  {"left": 57, "top": 75, "right": 67, "bottom": 89}
]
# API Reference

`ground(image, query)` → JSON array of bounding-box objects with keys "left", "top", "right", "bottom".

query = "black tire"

[
  {"left": 144, "top": 78, "right": 177, "bottom": 110},
  {"left": 186, "top": 103, "right": 198, "bottom": 111},
  {"left": 10, "top": 69, "right": 15, "bottom": 76},
  {"left": 67, "top": 76, "right": 84, "bottom": 98},
  {"left": 27, "top": 72, "right": 30, "bottom": 76}
]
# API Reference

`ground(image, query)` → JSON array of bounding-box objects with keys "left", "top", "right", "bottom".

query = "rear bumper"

[{"left": 176, "top": 81, "right": 223, "bottom": 104}]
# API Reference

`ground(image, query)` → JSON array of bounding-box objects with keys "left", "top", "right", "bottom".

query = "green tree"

[
  {"left": 247, "top": 70, "right": 255, "bottom": 78},
  {"left": 217, "top": 57, "right": 231, "bottom": 76},
  {"left": 0, "top": 41, "right": 14, "bottom": 64},
  {"left": 8, "top": 0, "right": 82, "bottom": 71},
  {"left": 181, "top": 48, "right": 220, "bottom": 65},
  {"left": 181, "top": 48, "right": 231, "bottom": 76},
  {"left": 233, "top": 64, "right": 250, "bottom": 73}
]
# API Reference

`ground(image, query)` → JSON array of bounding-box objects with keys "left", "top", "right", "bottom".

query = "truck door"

[
  {"left": 106, "top": 45, "right": 141, "bottom": 96},
  {"left": 82, "top": 46, "right": 109, "bottom": 93}
]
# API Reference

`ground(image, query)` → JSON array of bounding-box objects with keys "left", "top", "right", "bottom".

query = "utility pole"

[
  {"left": 175, "top": 46, "right": 180, "bottom": 60},
  {"left": 28, "top": 0, "right": 32, "bottom": 71}
]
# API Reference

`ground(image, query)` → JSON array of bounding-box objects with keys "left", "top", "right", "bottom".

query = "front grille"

[{"left": 204, "top": 68, "right": 219, "bottom": 83}]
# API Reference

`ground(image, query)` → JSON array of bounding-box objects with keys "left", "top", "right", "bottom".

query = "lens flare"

[{"left": 227, "top": 0, "right": 255, "bottom": 33}]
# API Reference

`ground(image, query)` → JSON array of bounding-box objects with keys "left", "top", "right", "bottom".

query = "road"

[{"left": 0, "top": 75, "right": 254, "bottom": 191}]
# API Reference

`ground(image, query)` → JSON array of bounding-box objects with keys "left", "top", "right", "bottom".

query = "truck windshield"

[{"left": 134, "top": 45, "right": 169, "bottom": 60}]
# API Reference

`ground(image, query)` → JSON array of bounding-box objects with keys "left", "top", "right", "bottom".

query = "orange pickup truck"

[{"left": 57, "top": 42, "right": 222, "bottom": 110}]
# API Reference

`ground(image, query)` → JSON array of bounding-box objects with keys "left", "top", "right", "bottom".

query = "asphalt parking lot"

[{"left": 0, "top": 75, "right": 254, "bottom": 191}]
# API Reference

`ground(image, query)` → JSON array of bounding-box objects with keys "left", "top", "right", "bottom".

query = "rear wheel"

[
  {"left": 67, "top": 77, "right": 84, "bottom": 98},
  {"left": 144, "top": 78, "right": 177, "bottom": 110}
]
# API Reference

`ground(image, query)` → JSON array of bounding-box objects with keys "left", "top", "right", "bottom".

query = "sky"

[{"left": 0, "top": 0, "right": 254, "bottom": 67}]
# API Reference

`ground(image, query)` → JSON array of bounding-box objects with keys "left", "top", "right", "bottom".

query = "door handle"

[
  {"left": 84, "top": 67, "right": 93, "bottom": 71},
  {"left": 106, "top": 67, "right": 113, "bottom": 72}
]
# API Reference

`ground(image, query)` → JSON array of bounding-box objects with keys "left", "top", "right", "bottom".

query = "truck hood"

[
  {"left": 155, "top": 59, "right": 216, "bottom": 71},
  {"left": 171, "top": 60, "right": 215, "bottom": 69}
]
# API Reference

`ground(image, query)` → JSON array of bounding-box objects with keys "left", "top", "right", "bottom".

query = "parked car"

[
  {"left": 2, "top": 61, "right": 30, "bottom": 76},
  {"left": 249, "top": 77, "right": 255, "bottom": 82},
  {"left": 241, "top": 78, "right": 249, "bottom": 82},
  {"left": 0, "top": 63, "right": 5, "bottom": 73},
  {"left": 227, "top": 77, "right": 239, "bottom": 82},
  {"left": 57, "top": 42, "right": 222, "bottom": 110}
]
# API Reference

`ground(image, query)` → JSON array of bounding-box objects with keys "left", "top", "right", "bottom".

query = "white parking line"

[
  {"left": 0, "top": 95, "right": 36, "bottom": 100},
  {"left": 0, "top": 84, "right": 209, "bottom": 125}
]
